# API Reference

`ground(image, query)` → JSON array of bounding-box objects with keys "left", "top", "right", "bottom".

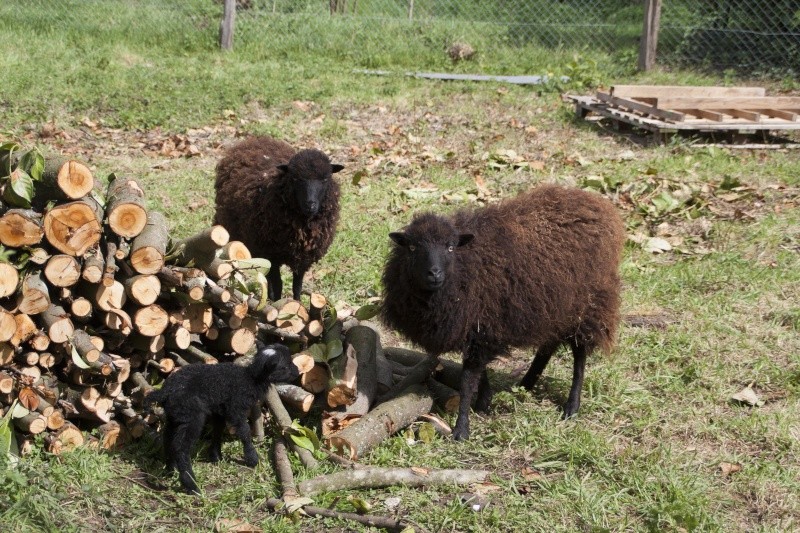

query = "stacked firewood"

[{"left": 0, "top": 146, "right": 464, "bottom": 463}]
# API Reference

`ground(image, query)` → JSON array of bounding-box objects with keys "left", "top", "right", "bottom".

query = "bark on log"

[
  {"left": 10, "top": 313, "right": 37, "bottom": 347},
  {"left": 264, "top": 497, "right": 409, "bottom": 531},
  {"left": 0, "top": 309, "right": 16, "bottom": 343},
  {"left": 300, "top": 364, "right": 329, "bottom": 394},
  {"left": 105, "top": 177, "right": 148, "bottom": 238},
  {"left": 338, "top": 325, "right": 378, "bottom": 415},
  {"left": 375, "top": 350, "right": 394, "bottom": 396},
  {"left": 17, "top": 271, "right": 50, "bottom": 315},
  {"left": 379, "top": 354, "right": 439, "bottom": 403},
  {"left": 327, "top": 344, "right": 358, "bottom": 408},
  {"left": 0, "top": 209, "right": 44, "bottom": 247},
  {"left": 171, "top": 225, "right": 230, "bottom": 258},
  {"left": 129, "top": 211, "right": 168, "bottom": 274},
  {"left": 326, "top": 383, "right": 434, "bottom": 461},
  {"left": 15, "top": 412, "right": 48, "bottom": 434},
  {"left": 211, "top": 327, "right": 255, "bottom": 355},
  {"left": 426, "top": 378, "right": 460, "bottom": 413},
  {"left": 43, "top": 197, "right": 103, "bottom": 256},
  {"left": 0, "top": 262, "right": 19, "bottom": 298},
  {"left": 298, "top": 466, "right": 490, "bottom": 496},
  {"left": 40, "top": 303, "right": 74, "bottom": 343},
  {"left": 81, "top": 248, "right": 104, "bottom": 283},
  {"left": 102, "top": 241, "right": 118, "bottom": 287},
  {"left": 44, "top": 422, "right": 84, "bottom": 454},
  {"left": 276, "top": 384, "right": 314, "bottom": 413},
  {"left": 272, "top": 436, "right": 299, "bottom": 500},
  {"left": 218, "top": 240, "right": 251, "bottom": 261},
  {"left": 264, "top": 384, "right": 318, "bottom": 469},
  {"left": 40, "top": 158, "right": 95, "bottom": 200},
  {"left": 180, "top": 344, "right": 218, "bottom": 365},
  {"left": 44, "top": 254, "right": 81, "bottom": 288},
  {"left": 384, "top": 346, "right": 463, "bottom": 391}
]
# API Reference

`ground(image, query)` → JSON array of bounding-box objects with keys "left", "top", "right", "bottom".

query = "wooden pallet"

[{"left": 567, "top": 85, "right": 800, "bottom": 144}]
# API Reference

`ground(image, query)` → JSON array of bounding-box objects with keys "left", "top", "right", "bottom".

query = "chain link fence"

[{"left": 3, "top": 1, "right": 798, "bottom": 76}]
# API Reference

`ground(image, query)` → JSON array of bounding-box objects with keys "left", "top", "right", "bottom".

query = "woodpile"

[{"left": 1, "top": 146, "right": 464, "bottom": 463}]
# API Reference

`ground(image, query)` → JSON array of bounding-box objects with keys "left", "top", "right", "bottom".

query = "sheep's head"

[
  {"left": 277, "top": 149, "right": 344, "bottom": 217},
  {"left": 389, "top": 213, "right": 473, "bottom": 292},
  {"left": 250, "top": 341, "right": 299, "bottom": 384}
]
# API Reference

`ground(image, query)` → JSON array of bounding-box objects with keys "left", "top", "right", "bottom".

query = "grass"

[{"left": 2, "top": 2, "right": 800, "bottom": 532}]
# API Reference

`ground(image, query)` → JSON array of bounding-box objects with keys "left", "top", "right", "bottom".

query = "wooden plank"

[
  {"left": 638, "top": 0, "right": 662, "bottom": 71},
  {"left": 654, "top": 96, "right": 800, "bottom": 110},
  {"left": 596, "top": 92, "right": 685, "bottom": 122},
  {"left": 756, "top": 109, "right": 799, "bottom": 121},
  {"left": 721, "top": 109, "right": 762, "bottom": 122},
  {"left": 611, "top": 86, "right": 766, "bottom": 99},
  {"left": 676, "top": 109, "right": 726, "bottom": 121}
]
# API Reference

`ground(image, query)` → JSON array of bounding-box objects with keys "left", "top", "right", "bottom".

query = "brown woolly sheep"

[
  {"left": 214, "top": 136, "right": 344, "bottom": 301},
  {"left": 381, "top": 184, "right": 625, "bottom": 441}
]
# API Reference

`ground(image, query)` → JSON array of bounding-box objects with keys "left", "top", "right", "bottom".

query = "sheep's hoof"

[
  {"left": 560, "top": 402, "right": 580, "bottom": 420},
  {"left": 244, "top": 455, "right": 259, "bottom": 468},
  {"left": 452, "top": 426, "right": 470, "bottom": 441}
]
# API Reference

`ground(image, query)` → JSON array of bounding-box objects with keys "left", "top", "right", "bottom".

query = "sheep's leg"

[
  {"left": 563, "top": 341, "right": 588, "bottom": 419},
  {"left": 291, "top": 268, "right": 306, "bottom": 301},
  {"left": 208, "top": 415, "right": 225, "bottom": 463},
  {"left": 520, "top": 341, "right": 560, "bottom": 390},
  {"left": 171, "top": 420, "right": 204, "bottom": 495},
  {"left": 453, "top": 359, "right": 484, "bottom": 441},
  {"left": 163, "top": 420, "right": 177, "bottom": 472},
  {"left": 232, "top": 416, "right": 259, "bottom": 467},
  {"left": 267, "top": 264, "right": 283, "bottom": 301},
  {"left": 474, "top": 370, "right": 492, "bottom": 413}
]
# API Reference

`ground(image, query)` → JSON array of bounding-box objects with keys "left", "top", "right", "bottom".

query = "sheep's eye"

[
  {"left": 408, "top": 245, "right": 416, "bottom": 252},
  {"left": 447, "top": 245, "right": 454, "bottom": 252}
]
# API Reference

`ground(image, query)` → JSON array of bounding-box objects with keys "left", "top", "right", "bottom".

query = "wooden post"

[
  {"left": 409, "top": 0, "right": 414, "bottom": 20},
  {"left": 638, "top": 0, "right": 662, "bottom": 71},
  {"left": 220, "top": 0, "right": 236, "bottom": 50}
]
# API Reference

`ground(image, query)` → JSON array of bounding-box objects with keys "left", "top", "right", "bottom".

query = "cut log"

[
  {"left": 0, "top": 208, "right": 44, "bottom": 247},
  {"left": 15, "top": 351, "right": 39, "bottom": 366},
  {"left": 17, "top": 271, "right": 50, "bottom": 315},
  {"left": 384, "top": 346, "right": 463, "bottom": 391},
  {"left": 15, "top": 412, "right": 47, "bottom": 435},
  {"left": 211, "top": 327, "right": 255, "bottom": 355},
  {"left": 291, "top": 351, "right": 315, "bottom": 374},
  {"left": 305, "top": 320, "right": 324, "bottom": 338},
  {"left": 146, "top": 356, "right": 174, "bottom": 374},
  {"left": 10, "top": 313, "right": 37, "bottom": 347},
  {"left": 165, "top": 325, "right": 191, "bottom": 350},
  {"left": 298, "top": 467, "right": 490, "bottom": 497},
  {"left": 41, "top": 158, "right": 95, "bottom": 199},
  {"left": 96, "top": 421, "right": 124, "bottom": 450},
  {"left": 44, "top": 421, "right": 85, "bottom": 454},
  {"left": 38, "top": 351, "right": 57, "bottom": 369},
  {"left": 70, "top": 329, "right": 101, "bottom": 363},
  {"left": 171, "top": 225, "right": 230, "bottom": 258},
  {"left": 327, "top": 343, "right": 358, "bottom": 408},
  {"left": 375, "top": 351, "right": 393, "bottom": 396},
  {"left": 105, "top": 177, "right": 148, "bottom": 238},
  {"left": 181, "top": 344, "right": 218, "bottom": 365},
  {"left": 129, "top": 211, "right": 168, "bottom": 274},
  {"left": 92, "top": 280, "right": 127, "bottom": 311},
  {"left": 0, "top": 371, "right": 14, "bottom": 394},
  {"left": 103, "top": 309, "right": 133, "bottom": 336},
  {"left": 300, "top": 364, "right": 330, "bottom": 394},
  {"left": 275, "top": 384, "right": 314, "bottom": 413},
  {"left": 0, "top": 343, "right": 13, "bottom": 366},
  {"left": 39, "top": 304, "right": 73, "bottom": 343},
  {"left": 338, "top": 325, "right": 378, "bottom": 415},
  {"left": 27, "top": 248, "right": 51, "bottom": 265},
  {"left": 379, "top": 353, "right": 440, "bottom": 403},
  {"left": 218, "top": 240, "right": 251, "bottom": 261},
  {"left": 0, "top": 262, "right": 19, "bottom": 298},
  {"left": 43, "top": 197, "right": 103, "bottom": 256},
  {"left": 81, "top": 248, "right": 104, "bottom": 283},
  {"left": 132, "top": 332, "right": 165, "bottom": 353},
  {"left": 102, "top": 241, "right": 118, "bottom": 287},
  {"left": 69, "top": 297, "right": 93, "bottom": 322},
  {"left": 44, "top": 254, "right": 81, "bottom": 287},
  {"left": 122, "top": 274, "right": 161, "bottom": 306},
  {"left": 0, "top": 309, "right": 16, "bottom": 343},
  {"left": 326, "top": 384, "right": 434, "bottom": 461},
  {"left": 132, "top": 304, "right": 169, "bottom": 337},
  {"left": 28, "top": 331, "right": 51, "bottom": 351},
  {"left": 426, "top": 378, "right": 460, "bottom": 413},
  {"left": 46, "top": 409, "right": 65, "bottom": 431},
  {"left": 185, "top": 303, "right": 213, "bottom": 334}
]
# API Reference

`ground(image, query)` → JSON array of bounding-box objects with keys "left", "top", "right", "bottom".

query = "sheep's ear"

[
  {"left": 330, "top": 164, "right": 345, "bottom": 174},
  {"left": 458, "top": 233, "right": 474, "bottom": 247},
  {"left": 276, "top": 164, "right": 289, "bottom": 173},
  {"left": 389, "top": 232, "right": 411, "bottom": 247}
]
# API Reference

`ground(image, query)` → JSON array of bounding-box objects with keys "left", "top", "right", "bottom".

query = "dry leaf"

[
  {"left": 730, "top": 385, "right": 764, "bottom": 407},
  {"left": 521, "top": 467, "right": 543, "bottom": 481},
  {"left": 411, "top": 467, "right": 429, "bottom": 477},
  {"left": 644, "top": 237, "right": 672, "bottom": 254},
  {"left": 17, "top": 387, "right": 40, "bottom": 411},
  {"left": 214, "top": 518, "right": 260, "bottom": 532},
  {"left": 719, "top": 462, "right": 742, "bottom": 477}
]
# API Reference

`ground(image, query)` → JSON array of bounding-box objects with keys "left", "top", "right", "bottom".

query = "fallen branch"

[
  {"left": 264, "top": 384, "right": 318, "bottom": 470},
  {"left": 264, "top": 497, "right": 408, "bottom": 532},
  {"left": 298, "top": 466, "right": 490, "bottom": 496},
  {"left": 272, "top": 436, "right": 299, "bottom": 500}
]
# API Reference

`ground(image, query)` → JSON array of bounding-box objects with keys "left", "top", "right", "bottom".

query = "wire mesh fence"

[
  {"left": 3, "top": 0, "right": 799, "bottom": 76},
  {"left": 659, "top": 0, "right": 800, "bottom": 76}
]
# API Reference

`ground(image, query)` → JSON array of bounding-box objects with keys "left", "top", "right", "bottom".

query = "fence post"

[
  {"left": 220, "top": 0, "right": 236, "bottom": 50},
  {"left": 638, "top": 0, "right": 662, "bottom": 71}
]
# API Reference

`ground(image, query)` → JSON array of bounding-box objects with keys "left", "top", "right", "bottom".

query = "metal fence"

[{"left": 3, "top": 1, "right": 799, "bottom": 76}]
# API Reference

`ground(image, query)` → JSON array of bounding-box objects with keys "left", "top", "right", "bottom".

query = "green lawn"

[{"left": 1, "top": 2, "right": 799, "bottom": 532}]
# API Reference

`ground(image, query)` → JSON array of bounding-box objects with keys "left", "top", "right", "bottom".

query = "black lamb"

[
  {"left": 144, "top": 341, "right": 299, "bottom": 494},
  {"left": 214, "top": 135, "right": 344, "bottom": 301},
  {"left": 381, "top": 184, "right": 626, "bottom": 441}
]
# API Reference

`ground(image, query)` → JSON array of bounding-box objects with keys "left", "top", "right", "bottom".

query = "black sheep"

[
  {"left": 144, "top": 341, "right": 299, "bottom": 494},
  {"left": 381, "top": 185, "right": 626, "bottom": 441},
  {"left": 214, "top": 136, "right": 344, "bottom": 301}
]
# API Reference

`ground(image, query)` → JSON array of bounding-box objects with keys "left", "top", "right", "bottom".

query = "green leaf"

[
  {"left": 0, "top": 401, "right": 20, "bottom": 464},
  {"left": 0, "top": 142, "right": 21, "bottom": 176},
  {"left": 351, "top": 169, "right": 367, "bottom": 186},
  {"left": 354, "top": 303, "right": 380, "bottom": 321},
  {"left": 325, "top": 339, "right": 343, "bottom": 362},
  {"left": 287, "top": 420, "right": 320, "bottom": 452},
  {"left": 71, "top": 344, "right": 91, "bottom": 369},
  {"left": 417, "top": 422, "right": 436, "bottom": 443},
  {"left": 347, "top": 495, "right": 373, "bottom": 514},
  {"left": 236, "top": 258, "right": 272, "bottom": 275},
  {"left": 305, "top": 343, "right": 327, "bottom": 363},
  {"left": 253, "top": 272, "right": 268, "bottom": 311},
  {"left": 19, "top": 149, "right": 44, "bottom": 181},
  {"left": 650, "top": 191, "right": 681, "bottom": 214},
  {"left": 2, "top": 168, "right": 35, "bottom": 208}
]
